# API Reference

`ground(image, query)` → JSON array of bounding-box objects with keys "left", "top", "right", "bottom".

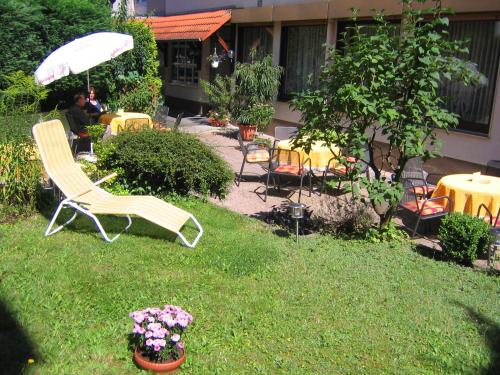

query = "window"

[
  {"left": 279, "top": 24, "right": 327, "bottom": 100},
  {"left": 238, "top": 26, "right": 273, "bottom": 62},
  {"left": 439, "top": 20, "right": 500, "bottom": 135},
  {"left": 170, "top": 41, "right": 201, "bottom": 85}
]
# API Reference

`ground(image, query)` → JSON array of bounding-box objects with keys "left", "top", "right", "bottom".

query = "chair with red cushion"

[
  {"left": 321, "top": 147, "right": 370, "bottom": 194},
  {"left": 236, "top": 131, "right": 270, "bottom": 186},
  {"left": 264, "top": 148, "right": 311, "bottom": 203},
  {"left": 402, "top": 157, "right": 443, "bottom": 198},
  {"left": 398, "top": 178, "right": 452, "bottom": 237},
  {"left": 476, "top": 204, "right": 500, "bottom": 228}
]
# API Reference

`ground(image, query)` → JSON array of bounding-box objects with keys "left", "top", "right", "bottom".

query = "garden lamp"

[
  {"left": 211, "top": 48, "right": 220, "bottom": 69},
  {"left": 288, "top": 202, "right": 305, "bottom": 244}
]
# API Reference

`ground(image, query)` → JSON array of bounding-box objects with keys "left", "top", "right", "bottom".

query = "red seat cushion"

[
  {"left": 274, "top": 165, "right": 302, "bottom": 175},
  {"left": 330, "top": 164, "right": 354, "bottom": 175},
  {"left": 401, "top": 200, "right": 447, "bottom": 216},
  {"left": 412, "top": 185, "right": 436, "bottom": 196}
]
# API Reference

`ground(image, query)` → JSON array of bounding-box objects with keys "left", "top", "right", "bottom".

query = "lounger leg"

[
  {"left": 176, "top": 215, "right": 204, "bottom": 248},
  {"left": 88, "top": 213, "right": 132, "bottom": 243},
  {"left": 45, "top": 202, "right": 78, "bottom": 237},
  {"left": 309, "top": 172, "right": 312, "bottom": 197},
  {"left": 299, "top": 175, "right": 304, "bottom": 203}
]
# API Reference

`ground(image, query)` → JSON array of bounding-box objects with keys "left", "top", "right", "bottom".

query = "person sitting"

[
  {"left": 85, "top": 86, "right": 103, "bottom": 122},
  {"left": 67, "top": 93, "right": 91, "bottom": 152}
]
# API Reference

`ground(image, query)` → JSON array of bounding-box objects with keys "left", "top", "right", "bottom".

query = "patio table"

[
  {"left": 99, "top": 112, "right": 152, "bottom": 135},
  {"left": 431, "top": 174, "right": 500, "bottom": 215},
  {"left": 277, "top": 139, "right": 340, "bottom": 172}
]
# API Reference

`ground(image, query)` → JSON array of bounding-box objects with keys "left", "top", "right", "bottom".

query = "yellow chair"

[{"left": 32, "top": 120, "right": 202, "bottom": 248}]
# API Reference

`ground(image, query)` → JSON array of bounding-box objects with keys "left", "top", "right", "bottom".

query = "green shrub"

[
  {"left": 0, "top": 71, "right": 48, "bottom": 115},
  {"left": 96, "top": 131, "right": 233, "bottom": 199},
  {"left": 438, "top": 213, "right": 491, "bottom": 265},
  {"left": 0, "top": 142, "right": 42, "bottom": 219}
]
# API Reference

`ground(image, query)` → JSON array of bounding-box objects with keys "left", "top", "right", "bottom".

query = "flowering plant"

[
  {"left": 207, "top": 110, "right": 230, "bottom": 126},
  {"left": 129, "top": 305, "right": 193, "bottom": 362}
]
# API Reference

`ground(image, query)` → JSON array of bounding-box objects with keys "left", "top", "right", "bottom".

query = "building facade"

[{"left": 140, "top": 0, "right": 500, "bottom": 167}]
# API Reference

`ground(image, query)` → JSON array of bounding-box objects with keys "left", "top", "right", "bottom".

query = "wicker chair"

[
  {"left": 65, "top": 112, "right": 90, "bottom": 154},
  {"left": 236, "top": 132, "right": 270, "bottom": 186},
  {"left": 264, "top": 148, "right": 312, "bottom": 203},
  {"left": 401, "top": 157, "right": 443, "bottom": 198},
  {"left": 398, "top": 178, "right": 452, "bottom": 237}
]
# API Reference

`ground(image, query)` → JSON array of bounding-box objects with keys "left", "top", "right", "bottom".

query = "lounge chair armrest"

[
  {"left": 420, "top": 195, "right": 453, "bottom": 213},
  {"left": 93, "top": 172, "right": 117, "bottom": 186}
]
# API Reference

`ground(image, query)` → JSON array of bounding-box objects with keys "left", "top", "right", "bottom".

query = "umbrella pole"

[{"left": 87, "top": 70, "right": 90, "bottom": 93}]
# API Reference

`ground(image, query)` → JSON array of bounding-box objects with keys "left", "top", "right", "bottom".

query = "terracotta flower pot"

[
  {"left": 238, "top": 124, "right": 257, "bottom": 141},
  {"left": 208, "top": 117, "right": 227, "bottom": 127},
  {"left": 134, "top": 348, "right": 186, "bottom": 373}
]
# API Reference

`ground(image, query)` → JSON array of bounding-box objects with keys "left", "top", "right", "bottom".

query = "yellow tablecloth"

[
  {"left": 277, "top": 140, "right": 340, "bottom": 171},
  {"left": 431, "top": 174, "right": 500, "bottom": 215},
  {"left": 99, "top": 112, "right": 152, "bottom": 135}
]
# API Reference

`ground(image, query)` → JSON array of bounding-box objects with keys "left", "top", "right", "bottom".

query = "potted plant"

[
  {"left": 237, "top": 103, "right": 275, "bottom": 141},
  {"left": 129, "top": 305, "right": 193, "bottom": 373},
  {"left": 207, "top": 109, "right": 230, "bottom": 127}
]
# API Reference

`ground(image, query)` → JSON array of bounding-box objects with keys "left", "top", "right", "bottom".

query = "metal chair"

[
  {"left": 398, "top": 178, "right": 452, "bottom": 237},
  {"left": 65, "top": 112, "right": 89, "bottom": 154},
  {"left": 236, "top": 132, "right": 270, "bottom": 186},
  {"left": 273, "top": 126, "right": 298, "bottom": 147},
  {"left": 173, "top": 113, "right": 184, "bottom": 131},
  {"left": 485, "top": 160, "right": 500, "bottom": 177},
  {"left": 476, "top": 203, "right": 500, "bottom": 227},
  {"left": 153, "top": 106, "right": 170, "bottom": 129},
  {"left": 124, "top": 118, "right": 150, "bottom": 132},
  {"left": 321, "top": 147, "right": 370, "bottom": 193},
  {"left": 264, "top": 148, "right": 312, "bottom": 203},
  {"left": 401, "top": 157, "right": 442, "bottom": 198}
]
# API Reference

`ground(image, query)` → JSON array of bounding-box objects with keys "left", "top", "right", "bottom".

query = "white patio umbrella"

[{"left": 34, "top": 32, "right": 134, "bottom": 90}]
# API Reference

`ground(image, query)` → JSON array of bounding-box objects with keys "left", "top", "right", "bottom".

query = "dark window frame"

[{"left": 278, "top": 23, "right": 328, "bottom": 101}]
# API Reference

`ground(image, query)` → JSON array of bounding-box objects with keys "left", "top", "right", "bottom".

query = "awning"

[{"left": 145, "top": 10, "right": 231, "bottom": 42}]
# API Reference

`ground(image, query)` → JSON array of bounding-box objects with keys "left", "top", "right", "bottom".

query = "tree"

[{"left": 291, "top": 0, "right": 481, "bottom": 228}]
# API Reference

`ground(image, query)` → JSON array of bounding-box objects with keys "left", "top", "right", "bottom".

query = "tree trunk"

[{"left": 379, "top": 204, "right": 397, "bottom": 229}]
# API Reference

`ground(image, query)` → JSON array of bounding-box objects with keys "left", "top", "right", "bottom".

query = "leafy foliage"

[
  {"left": 238, "top": 103, "right": 275, "bottom": 131},
  {"left": 109, "top": 20, "right": 162, "bottom": 116},
  {"left": 291, "top": 0, "right": 481, "bottom": 228},
  {"left": 0, "top": 71, "right": 48, "bottom": 115},
  {"left": 200, "top": 75, "right": 233, "bottom": 121},
  {"left": 202, "top": 51, "right": 282, "bottom": 126},
  {"left": 438, "top": 213, "right": 491, "bottom": 265},
  {"left": 96, "top": 131, "right": 233, "bottom": 199}
]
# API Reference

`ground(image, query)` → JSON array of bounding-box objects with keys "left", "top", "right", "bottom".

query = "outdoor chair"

[
  {"left": 65, "top": 112, "right": 90, "bottom": 154},
  {"left": 320, "top": 147, "right": 370, "bottom": 193},
  {"left": 122, "top": 117, "right": 150, "bottom": 132},
  {"left": 401, "top": 157, "right": 442, "bottom": 198},
  {"left": 236, "top": 131, "right": 270, "bottom": 186},
  {"left": 172, "top": 113, "right": 184, "bottom": 131},
  {"left": 398, "top": 178, "right": 452, "bottom": 237},
  {"left": 153, "top": 106, "right": 170, "bottom": 129},
  {"left": 32, "top": 120, "right": 203, "bottom": 248},
  {"left": 264, "top": 148, "right": 312, "bottom": 203},
  {"left": 485, "top": 160, "right": 500, "bottom": 177},
  {"left": 476, "top": 203, "right": 500, "bottom": 227},
  {"left": 273, "top": 126, "right": 298, "bottom": 147}
]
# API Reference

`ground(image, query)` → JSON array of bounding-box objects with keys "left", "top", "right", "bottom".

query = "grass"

[{"left": 0, "top": 198, "right": 499, "bottom": 374}]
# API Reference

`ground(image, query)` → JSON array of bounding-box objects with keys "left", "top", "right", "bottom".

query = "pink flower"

[
  {"left": 147, "top": 323, "right": 161, "bottom": 331},
  {"left": 147, "top": 316, "right": 155, "bottom": 323},
  {"left": 165, "top": 317, "right": 176, "bottom": 328},
  {"left": 133, "top": 314, "right": 145, "bottom": 324},
  {"left": 177, "top": 318, "right": 189, "bottom": 328},
  {"left": 153, "top": 345, "right": 161, "bottom": 352},
  {"left": 171, "top": 334, "right": 180, "bottom": 343},
  {"left": 153, "top": 329, "right": 165, "bottom": 339},
  {"left": 145, "top": 339, "right": 154, "bottom": 346},
  {"left": 154, "top": 339, "right": 166, "bottom": 347},
  {"left": 176, "top": 341, "right": 184, "bottom": 350},
  {"left": 133, "top": 324, "right": 145, "bottom": 335},
  {"left": 145, "top": 331, "right": 153, "bottom": 338}
]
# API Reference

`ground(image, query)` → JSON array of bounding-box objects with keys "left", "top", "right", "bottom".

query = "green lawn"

[{"left": 0, "top": 199, "right": 499, "bottom": 374}]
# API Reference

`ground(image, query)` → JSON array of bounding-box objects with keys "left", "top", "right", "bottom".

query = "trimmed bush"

[
  {"left": 438, "top": 213, "right": 491, "bottom": 265},
  {"left": 96, "top": 131, "right": 233, "bottom": 199}
]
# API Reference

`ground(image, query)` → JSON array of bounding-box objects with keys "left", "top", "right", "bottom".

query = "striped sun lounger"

[{"left": 32, "top": 120, "right": 202, "bottom": 248}]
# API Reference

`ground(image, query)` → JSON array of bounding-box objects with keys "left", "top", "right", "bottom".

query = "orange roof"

[{"left": 144, "top": 10, "right": 231, "bottom": 41}]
